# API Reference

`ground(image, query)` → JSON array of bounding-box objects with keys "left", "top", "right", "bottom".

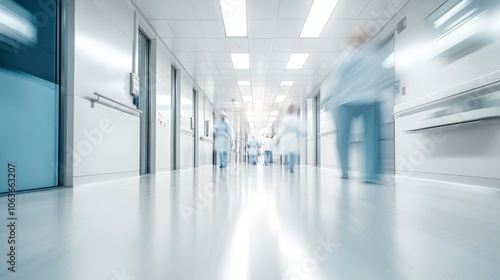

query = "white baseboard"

[
  {"left": 73, "top": 171, "right": 139, "bottom": 187},
  {"left": 395, "top": 171, "right": 500, "bottom": 189}
]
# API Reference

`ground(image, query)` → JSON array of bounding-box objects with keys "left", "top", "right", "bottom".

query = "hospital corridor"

[{"left": 1, "top": 0, "right": 500, "bottom": 279}]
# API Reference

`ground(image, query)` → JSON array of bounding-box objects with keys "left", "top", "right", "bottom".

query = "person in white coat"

[
  {"left": 247, "top": 136, "right": 259, "bottom": 165},
  {"left": 214, "top": 111, "right": 231, "bottom": 169},
  {"left": 262, "top": 135, "right": 273, "bottom": 166},
  {"left": 276, "top": 104, "right": 301, "bottom": 173}
]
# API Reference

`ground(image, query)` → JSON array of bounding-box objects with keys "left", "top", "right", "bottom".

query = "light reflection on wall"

[{"left": 0, "top": 0, "right": 37, "bottom": 49}]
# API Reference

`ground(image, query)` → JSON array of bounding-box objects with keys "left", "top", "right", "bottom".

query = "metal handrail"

[
  {"left": 200, "top": 136, "right": 214, "bottom": 143},
  {"left": 90, "top": 92, "right": 143, "bottom": 114},
  {"left": 181, "top": 129, "right": 194, "bottom": 136}
]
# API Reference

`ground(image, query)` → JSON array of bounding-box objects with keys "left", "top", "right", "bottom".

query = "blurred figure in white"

[
  {"left": 262, "top": 135, "right": 273, "bottom": 166},
  {"left": 276, "top": 104, "right": 301, "bottom": 173},
  {"left": 214, "top": 111, "right": 231, "bottom": 169},
  {"left": 247, "top": 136, "right": 259, "bottom": 165},
  {"left": 322, "top": 28, "right": 382, "bottom": 183}
]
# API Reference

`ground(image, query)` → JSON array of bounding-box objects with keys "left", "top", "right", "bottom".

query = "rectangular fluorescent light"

[
  {"left": 280, "top": 81, "right": 294, "bottom": 87},
  {"left": 238, "top": 81, "right": 251, "bottom": 86},
  {"left": 231, "top": 53, "right": 249, "bottom": 69},
  {"left": 286, "top": 53, "right": 309, "bottom": 69},
  {"left": 300, "top": 0, "right": 340, "bottom": 38},
  {"left": 275, "top": 96, "right": 287, "bottom": 103},
  {"left": 270, "top": 111, "right": 278, "bottom": 116},
  {"left": 242, "top": 96, "right": 252, "bottom": 103},
  {"left": 220, "top": 0, "right": 247, "bottom": 36}
]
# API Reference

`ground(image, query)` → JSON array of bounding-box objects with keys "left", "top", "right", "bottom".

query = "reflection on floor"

[{"left": 1, "top": 164, "right": 500, "bottom": 280}]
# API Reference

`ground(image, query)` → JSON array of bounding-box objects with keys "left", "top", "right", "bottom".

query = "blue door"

[{"left": 0, "top": 0, "right": 60, "bottom": 192}]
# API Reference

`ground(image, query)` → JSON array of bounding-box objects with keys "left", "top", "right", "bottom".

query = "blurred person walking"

[
  {"left": 215, "top": 111, "right": 231, "bottom": 169},
  {"left": 247, "top": 136, "right": 259, "bottom": 165},
  {"left": 276, "top": 104, "right": 301, "bottom": 173},
  {"left": 262, "top": 135, "right": 273, "bottom": 166},
  {"left": 322, "top": 28, "right": 383, "bottom": 183}
]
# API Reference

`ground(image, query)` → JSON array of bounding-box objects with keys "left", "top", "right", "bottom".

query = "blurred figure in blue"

[
  {"left": 262, "top": 135, "right": 273, "bottom": 166},
  {"left": 215, "top": 111, "right": 231, "bottom": 169},
  {"left": 276, "top": 104, "right": 301, "bottom": 173},
  {"left": 322, "top": 28, "right": 382, "bottom": 184},
  {"left": 247, "top": 136, "right": 259, "bottom": 165}
]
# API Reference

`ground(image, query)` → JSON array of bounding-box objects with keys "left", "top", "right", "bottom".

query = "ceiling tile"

[
  {"left": 250, "top": 78, "right": 267, "bottom": 87},
  {"left": 266, "top": 71, "right": 283, "bottom": 78},
  {"left": 215, "top": 61, "right": 234, "bottom": 69},
  {"left": 250, "top": 60, "right": 270, "bottom": 70},
  {"left": 199, "top": 20, "right": 226, "bottom": 38},
  {"left": 248, "top": 20, "right": 277, "bottom": 38},
  {"left": 191, "top": 0, "right": 222, "bottom": 20},
  {"left": 269, "top": 61, "right": 288, "bottom": 69},
  {"left": 273, "top": 38, "right": 295, "bottom": 52},
  {"left": 235, "top": 70, "right": 251, "bottom": 76},
  {"left": 274, "top": 20, "right": 303, "bottom": 38},
  {"left": 314, "top": 68, "right": 332, "bottom": 76},
  {"left": 167, "top": 20, "right": 203, "bottom": 38},
  {"left": 314, "top": 38, "right": 338, "bottom": 51},
  {"left": 265, "top": 86, "right": 279, "bottom": 95},
  {"left": 226, "top": 38, "right": 250, "bottom": 52},
  {"left": 249, "top": 39, "right": 274, "bottom": 52},
  {"left": 210, "top": 52, "right": 232, "bottom": 61},
  {"left": 269, "top": 52, "right": 291, "bottom": 62},
  {"left": 283, "top": 69, "right": 301, "bottom": 76},
  {"left": 308, "top": 52, "right": 333, "bottom": 61},
  {"left": 278, "top": 0, "right": 313, "bottom": 19},
  {"left": 141, "top": 0, "right": 197, "bottom": 20},
  {"left": 301, "top": 60, "right": 323, "bottom": 69},
  {"left": 149, "top": 20, "right": 176, "bottom": 37},
  {"left": 299, "top": 68, "right": 316, "bottom": 75},
  {"left": 206, "top": 39, "right": 229, "bottom": 52},
  {"left": 247, "top": 0, "right": 280, "bottom": 19},
  {"left": 218, "top": 69, "right": 236, "bottom": 76},
  {"left": 293, "top": 39, "right": 316, "bottom": 52},
  {"left": 322, "top": 19, "right": 369, "bottom": 38},
  {"left": 168, "top": 38, "right": 208, "bottom": 52},
  {"left": 239, "top": 87, "right": 252, "bottom": 96},
  {"left": 331, "top": 0, "right": 371, "bottom": 19},
  {"left": 250, "top": 52, "right": 272, "bottom": 62}
]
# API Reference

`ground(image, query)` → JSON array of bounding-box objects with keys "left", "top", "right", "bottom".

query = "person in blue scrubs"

[
  {"left": 322, "top": 28, "right": 383, "bottom": 183},
  {"left": 215, "top": 111, "right": 231, "bottom": 168}
]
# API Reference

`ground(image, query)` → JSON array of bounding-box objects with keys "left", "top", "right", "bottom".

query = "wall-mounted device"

[
  {"left": 130, "top": 72, "right": 140, "bottom": 97},
  {"left": 204, "top": 120, "right": 211, "bottom": 137}
]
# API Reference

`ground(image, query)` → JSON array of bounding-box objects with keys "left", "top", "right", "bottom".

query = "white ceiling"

[{"left": 134, "top": 0, "right": 407, "bottom": 128}]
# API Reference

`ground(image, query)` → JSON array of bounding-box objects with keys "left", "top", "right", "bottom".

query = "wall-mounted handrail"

[
  {"left": 181, "top": 129, "right": 194, "bottom": 136},
  {"left": 403, "top": 107, "right": 500, "bottom": 132},
  {"left": 200, "top": 136, "right": 214, "bottom": 143},
  {"left": 90, "top": 92, "right": 143, "bottom": 114},
  {"left": 319, "top": 129, "right": 336, "bottom": 137}
]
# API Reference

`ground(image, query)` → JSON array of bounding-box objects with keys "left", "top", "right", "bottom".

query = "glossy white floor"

[{"left": 1, "top": 164, "right": 500, "bottom": 280}]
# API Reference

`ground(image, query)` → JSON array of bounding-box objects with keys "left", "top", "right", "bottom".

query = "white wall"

[
  {"left": 179, "top": 71, "right": 195, "bottom": 169},
  {"left": 151, "top": 40, "right": 173, "bottom": 172},
  {"left": 393, "top": 0, "right": 500, "bottom": 185},
  {"left": 71, "top": 0, "right": 215, "bottom": 182},
  {"left": 198, "top": 95, "right": 214, "bottom": 167},
  {"left": 73, "top": 0, "right": 138, "bottom": 179}
]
